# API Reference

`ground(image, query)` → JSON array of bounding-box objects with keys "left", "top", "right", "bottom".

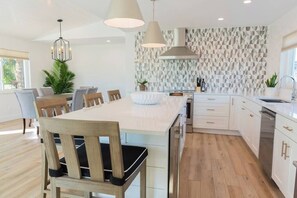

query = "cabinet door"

[
  {"left": 272, "top": 129, "right": 290, "bottom": 197},
  {"left": 238, "top": 105, "right": 247, "bottom": 140},
  {"left": 249, "top": 113, "right": 261, "bottom": 158},
  {"left": 288, "top": 139, "right": 297, "bottom": 198},
  {"left": 229, "top": 96, "right": 239, "bottom": 130}
]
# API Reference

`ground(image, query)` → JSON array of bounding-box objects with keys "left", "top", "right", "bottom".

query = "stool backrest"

[
  {"left": 107, "top": 90, "right": 121, "bottom": 102},
  {"left": 39, "top": 118, "right": 124, "bottom": 181},
  {"left": 35, "top": 98, "right": 69, "bottom": 118},
  {"left": 83, "top": 92, "right": 104, "bottom": 107}
]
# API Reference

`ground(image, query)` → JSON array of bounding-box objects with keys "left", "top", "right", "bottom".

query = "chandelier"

[{"left": 51, "top": 19, "right": 72, "bottom": 62}]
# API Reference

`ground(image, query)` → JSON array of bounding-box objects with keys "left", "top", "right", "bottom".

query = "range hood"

[{"left": 159, "top": 28, "right": 198, "bottom": 60}]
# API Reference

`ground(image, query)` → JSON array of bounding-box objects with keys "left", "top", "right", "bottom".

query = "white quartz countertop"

[
  {"left": 194, "top": 91, "right": 297, "bottom": 123},
  {"left": 56, "top": 96, "right": 187, "bottom": 136}
]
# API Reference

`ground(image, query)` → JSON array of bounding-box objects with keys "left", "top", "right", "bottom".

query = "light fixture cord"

[
  {"left": 153, "top": 0, "right": 155, "bottom": 21},
  {"left": 59, "top": 21, "right": 62, "bottom": 38}
]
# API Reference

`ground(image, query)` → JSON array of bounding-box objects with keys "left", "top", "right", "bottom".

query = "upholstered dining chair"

[
  {"left": 107, "top": 89, "right": 121, "bottom": 102},
  {"left": 23, "top": 88, "right": 39, "bottom": 98},
  {"left": 39, "top": 117, "right": 147, "bottom": 198},
  {"left": 71, "top": 88, "right": 87, "bottom": 111},
  {"left": 83, "top": 92, "right": 104, "bottom": 107},
  {"left": 34, "top": 98, "right": 84, "bottom": 198},
  {"left": 86, "top": 87, "right": 98, "bottom": 94},
  {"left": 15, "top": 90, "right": 38, "bottom": 134},
  {"left": 39, "top": 87, "right": 54, "bottom": 96}
]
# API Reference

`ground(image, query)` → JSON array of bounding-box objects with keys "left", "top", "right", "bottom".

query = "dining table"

[{"left": 37, "top": 93, "right": 73, "bottom": 101}]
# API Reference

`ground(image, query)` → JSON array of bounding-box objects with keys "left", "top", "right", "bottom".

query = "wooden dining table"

[{"left": 37, "top": 93, "right": 73, "bottom": 101}]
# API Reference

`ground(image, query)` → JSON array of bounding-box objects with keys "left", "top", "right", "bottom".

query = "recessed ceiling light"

[
  {"left": 218, "top": 18, "right": 224, "bottom": 21},
  {"left": 243, "top": 0, "right": 252, "bottom": 4},
  {"left": 106, "top": 40, "right": 111, "bottom": 43}
]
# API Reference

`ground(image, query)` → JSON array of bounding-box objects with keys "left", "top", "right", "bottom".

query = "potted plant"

[
  {"left": 137, "top": 79, "right": 148, "bottom": 91},
  {"left": 43, "top": 60, "right": 75, "bottom": 94},
  {"left": 265, "top": 73, "right": 278, "bottom": 97}
]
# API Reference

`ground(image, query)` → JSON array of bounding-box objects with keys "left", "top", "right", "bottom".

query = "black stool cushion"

[{"left": 57, "top": 143, "right": 148, "bottom": 186}]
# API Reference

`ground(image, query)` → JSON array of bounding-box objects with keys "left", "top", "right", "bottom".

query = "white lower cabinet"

[{"left": 272, "top": 115, "right": 297, "bottom": 198}]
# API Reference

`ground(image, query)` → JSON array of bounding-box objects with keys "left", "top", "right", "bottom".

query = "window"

[{"left": 0, "top": 49, "right": 30, "bottom": 90}]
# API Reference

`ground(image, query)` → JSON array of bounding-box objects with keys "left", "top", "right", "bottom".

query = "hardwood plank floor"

[
  {"left": 180, "top": 133, "right": 284, "bottom": 198},
  {"left": 0, "top": 120, "right": 284, "bottom": 198}
]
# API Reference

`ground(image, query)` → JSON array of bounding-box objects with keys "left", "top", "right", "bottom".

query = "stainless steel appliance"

[
  {"left": 168, "top": 115, "right": 181, "bottom": 198},
  {"left": 169, "top": 91, "right": 193, "bottom": 133},
  {"left": 259, "top": 107, "right": 276, "bottom": 178}
]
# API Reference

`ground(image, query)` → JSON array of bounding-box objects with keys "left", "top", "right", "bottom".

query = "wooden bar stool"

[
  {"left": 39, "top": 118, "right": 147, "bottom": 198},
  {"left": 83, "top": 92, "right": 104, "bottom": 107},
  {"left": 107, "top": 89, "right": 121, "bottom": 102}
]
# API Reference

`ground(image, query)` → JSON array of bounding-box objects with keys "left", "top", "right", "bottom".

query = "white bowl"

[{"left": 130, "top": 92, "right": 164, "bottom": 105}]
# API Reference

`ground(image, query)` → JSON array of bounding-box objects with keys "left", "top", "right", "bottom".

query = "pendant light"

[
  {"left": 51, "top": 19, "right": 72, "bottom": 62},
  {"left": 104, "top": 0, "right": 145, "bottom": 29},
  {"left": 142, "top": 0, "right": 166, "bottom": 48}
]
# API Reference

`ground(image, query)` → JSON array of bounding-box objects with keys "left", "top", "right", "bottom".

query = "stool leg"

[
  {"left": 41, "top": 145, "right": 49, "bottom": 198},
  {"left": 22, "top": 118, "right": 26, "bottom": 134},
  {"left": 50, "top": 178, "right": 60, "bottom": 198},
  {"left": 140, "top": 160, "right": 146, "bottom": 198}
]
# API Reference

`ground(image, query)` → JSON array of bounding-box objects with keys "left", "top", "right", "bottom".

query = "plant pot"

[
  {"left": 139, "top": 84, "right": 147, "bottom": 91},
  {"left": 265, "top": 87, "right": 277, "bottom": 97}
]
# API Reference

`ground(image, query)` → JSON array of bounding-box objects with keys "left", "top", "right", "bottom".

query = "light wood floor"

[
  {"left": 0, "top": 119, "right": 283, "bottom": 198},
  {"left": 180, "top": 132, "right": 284, "bottom": 198}
]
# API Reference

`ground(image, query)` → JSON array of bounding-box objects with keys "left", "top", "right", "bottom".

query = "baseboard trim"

[
  {"left": 193, "top": 128, "right": 241, "bottom": 136},
  {"left": 0, "top": 114, "right": 21, "bottom": 123}
]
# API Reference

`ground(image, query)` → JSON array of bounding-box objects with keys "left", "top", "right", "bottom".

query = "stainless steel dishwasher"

[
  {"left": 259, "top": 107, "right": 276, "bottom": 178},
  {"left": 168, "top": 115, "right": 181, "bottom": 198}
]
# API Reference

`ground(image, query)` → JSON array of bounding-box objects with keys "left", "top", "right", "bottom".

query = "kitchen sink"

[{"left": 259, "top": 99, "right": 289, "bottom": 103}]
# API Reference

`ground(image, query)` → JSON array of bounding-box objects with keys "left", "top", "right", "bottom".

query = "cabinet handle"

[
  {"left": 241, "top": 108, "right": 245, "bottom": 110},
  {"left": 281, "top": 141, "right": 285, "bottom": 157},
  {"left": 249, "top": 114, "right": 254, "bottom": 117},
  {"left": 207, "top": 98, "right": 215, "bottom": 101},
  {"left": 283, "top": 126, "right": 293, "bottom": 132},
  {"left": 207, "top": 109, "right": 215, "bottom": 111},
  {"left": 206, "top": 121, "right": 215, "bottom": 124},
  {"left": 242, "top": 101, "right": 246, "bottom": 103},
  {"left": 284, "top": 143, "right": 290, "bottom": 160},
  {"left": 231, "top": 98, "right": 234, "bottom": 106}
]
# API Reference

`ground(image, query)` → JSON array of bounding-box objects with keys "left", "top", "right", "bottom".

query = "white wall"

[
  {"left": 69, "top": 42, "right": 128, "bottom": 100},
  {"left": 267, "top": 5, "right": 297, "bottom": 78},
  {"left": 0, "top": 34, "right": 52, "bottom": 122}
]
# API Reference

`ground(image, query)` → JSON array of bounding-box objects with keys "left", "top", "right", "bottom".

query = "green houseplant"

[
  {"left": 43, "top": 60, "right": 75, "bottom": 94},
  {"left": 137, "top": 79, "right": 148, "bottom": 91},
  {"left": 265, "top": 73, "right": 278, "bottom": 97}
]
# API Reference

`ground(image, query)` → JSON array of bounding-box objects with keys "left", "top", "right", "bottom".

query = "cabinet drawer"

[
  {"left": 194, "top": 95, "right": 230, "bottom": 104},
  {"left": 193, "top": 116, "right": 229, "bottom": 130},
  {"left": 276, "top": 114, "right": 297, "bottom": 141},
  {"left": 194, "top": 103, "right": 229, "bottom": 116}
]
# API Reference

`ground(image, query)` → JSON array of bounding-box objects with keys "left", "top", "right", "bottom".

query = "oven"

[{"left": 169, "top": 92, "right": 193, "bottom": 133}]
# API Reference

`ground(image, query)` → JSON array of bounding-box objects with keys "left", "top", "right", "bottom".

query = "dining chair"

[
  {"left": 23, "top": 88, "right": 39, "bottom": 98},
  {"left": 39, "top": 87, "right": 54, "bottom": 96},
  {"left": 34, "top": 98, "right": 84, "bottom": 198},
  {"left": 39, "top": 117, "right": 147, "bottom": 198},
  {"left": 108, "top": 89, "right": 121, "bottom": 102},
  {"left": 15, "top": 90, "right": 39, "bottom": 134},
  {"left": 86, "top": 87, "right": 98, "bottom": 94},
  {"left": 83, "top": 92, "right": 104, "bottom": 107},
  {"left": 71, "top": 88, "right": 87, "bottom": 111}
]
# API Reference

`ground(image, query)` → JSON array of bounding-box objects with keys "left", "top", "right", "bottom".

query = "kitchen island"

[{"left": 56, "top": 95, "right": 187, "bottom": 198}]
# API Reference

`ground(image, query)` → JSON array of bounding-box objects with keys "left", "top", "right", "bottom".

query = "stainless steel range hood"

[{"left": 159, "top": 28, "right": 198, "bottom": 60}]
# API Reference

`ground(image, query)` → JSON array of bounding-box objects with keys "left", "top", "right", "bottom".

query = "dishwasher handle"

[{"left": 259, "top": 111, "right": 275, "bottom": 121}]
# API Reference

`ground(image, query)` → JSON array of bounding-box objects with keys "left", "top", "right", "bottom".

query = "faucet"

[{"left": 279, "top": 75, "right": 297, "bottom": 101}]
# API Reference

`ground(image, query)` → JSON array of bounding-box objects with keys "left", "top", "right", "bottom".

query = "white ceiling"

[{"left": 1, "top": 0, "right": 297, "bottom": 44}]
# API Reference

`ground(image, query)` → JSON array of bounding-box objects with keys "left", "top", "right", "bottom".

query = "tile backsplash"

[{"left": 135, "top": 26, "right": 268, "bottom": 94}]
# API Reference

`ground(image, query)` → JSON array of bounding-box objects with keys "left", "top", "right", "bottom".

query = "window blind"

[
  {"left": 282, "top": 30, "right": 297, "bottom": 51},
  {"left": 0, "top": 48, "right": 29, "bottom": 60}
]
